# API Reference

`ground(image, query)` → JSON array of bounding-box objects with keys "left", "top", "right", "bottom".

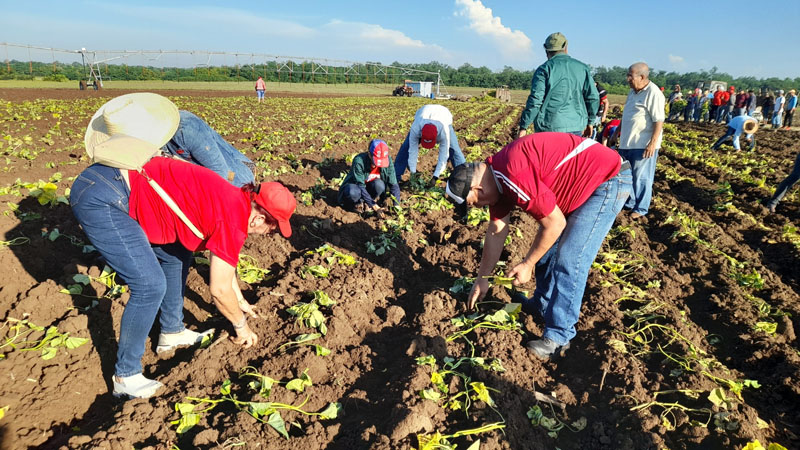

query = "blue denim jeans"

[
  {"left": 256, "top": 89, "right": 265, "bottom": 100},
  {"left": 772, "top": 111, "right": 783, "bottom": 128},
  {"left": 711, "top": 127, "right": 736, "bottom": 150},
  {"left": 162, "top": 111, "right": 256, "bottom": 187},
  {"left": 337, "top": 179, "right": 386, "bottom": 209},
  {"left": 716, "top": 105, "right": 728, "bottom": 123},
  {"left": 70, "top": 164, "right": 192, "bottom": 377},
  {"left": 694, "top": 106, "right": 704, "bottom": 122},
  {"left": 767, "top": 151, "right": 800, "bottom": 208},
  {"left": 617, "top": 148, "right": 659, "bottom": 215},
  {"left": 529, "top": 168, "right": 632, "bottom": 345},
  {"left": 394, "top": 124, "right": 466, "bottom": 177}
]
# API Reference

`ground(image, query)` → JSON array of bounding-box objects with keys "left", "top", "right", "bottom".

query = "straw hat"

[
  {"left": 743, "top": 118, "right": 758, "bottom": 134},
  {"left": 84, "top": 93, "right": 180, "bottom": 158}
]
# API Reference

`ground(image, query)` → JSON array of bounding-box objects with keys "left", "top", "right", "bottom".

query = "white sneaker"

[
  {"left": 156, "top": 328, "right": 215, "bottom": 353},
  {"left": 112, "top": 373, "right": 163, "bottom": 399}
]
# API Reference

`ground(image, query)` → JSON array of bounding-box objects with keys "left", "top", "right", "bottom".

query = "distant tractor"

[{"left": 393, "top": 80, "right": 414, "bottom": 97}]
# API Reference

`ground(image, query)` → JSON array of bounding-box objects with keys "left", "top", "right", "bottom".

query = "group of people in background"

[{"left": 666, "top": 84, "right": 796, "bottom": 130}]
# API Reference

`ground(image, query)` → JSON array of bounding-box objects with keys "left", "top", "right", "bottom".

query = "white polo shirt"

[{"left": 619, "top": 81, "right": 665, "bottom": 150}]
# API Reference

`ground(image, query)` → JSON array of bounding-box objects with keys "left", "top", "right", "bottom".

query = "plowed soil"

[{"left": 0, "top": 88, "right": 798, "bottom": 450}]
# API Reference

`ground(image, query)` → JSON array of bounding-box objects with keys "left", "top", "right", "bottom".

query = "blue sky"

[{"left": 2, "top": 0, "right": 799, "bottom": 79}]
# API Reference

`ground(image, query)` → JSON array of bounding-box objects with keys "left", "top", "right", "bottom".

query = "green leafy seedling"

[{"left": 301, "top": 265, "right": 329, "bottom": 279}]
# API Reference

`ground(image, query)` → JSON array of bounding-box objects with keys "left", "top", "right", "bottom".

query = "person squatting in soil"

[
  {"left": 338, "top": 139, "right": 402, "bottom": 215},
  {"left": 445, "top": 132, "right": 632, "bottom": 359},
  {"left": 71, "top": 94, "right": 296, "bottom": 399},
  {"left": 710, "top": 114, "right": 758, "bottom": 151},
  {"left": 394, "top": 104, "right": 466, "bottom": 186},
  {"left": 765, "top": 149, "right": 800, "bottom": 213},
  {"left": 600, "top": 106, "right": 622, "bottom": 148}
]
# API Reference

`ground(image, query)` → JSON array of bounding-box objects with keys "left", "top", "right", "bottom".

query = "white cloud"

[
  {"left": 454, "top": 0, "right": 532, "bottom": 60},
  {"left": 321, "top": 20, "right": 452, "bottom": 61},
  {"left": 668, "top": 54, "right": 685, "bottom": 65}
]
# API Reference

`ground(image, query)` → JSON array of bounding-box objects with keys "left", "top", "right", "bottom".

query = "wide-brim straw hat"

[
  {"left": 743, "top": 118, "right": 759, "bottom": 134},
  {"left": 84, "top": 93, "right": 180, "bottom": 158}
]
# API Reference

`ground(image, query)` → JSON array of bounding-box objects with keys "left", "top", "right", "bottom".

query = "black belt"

[{"left": 618, "top": 160, "right": 631, "bottom": 174}]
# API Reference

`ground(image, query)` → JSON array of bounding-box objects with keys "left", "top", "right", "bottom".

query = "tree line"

[{"left": 2, "top": 59, "right": 797, "bottom": 94}]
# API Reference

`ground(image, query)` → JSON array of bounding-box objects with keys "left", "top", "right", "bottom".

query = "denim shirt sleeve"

[{"left": 170, "top": 111, "right": 231, "bottom": 181}]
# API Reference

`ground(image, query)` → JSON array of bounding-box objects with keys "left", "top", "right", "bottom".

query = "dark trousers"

[
  {"left": 767, "top": 151, "right": 800, "bottom": 208},
  {"left": 338, "top": 179, "right": 386, "bottom": 209},
  {"left": 785, "top": 110, "right": 795, "bottom": 128}
]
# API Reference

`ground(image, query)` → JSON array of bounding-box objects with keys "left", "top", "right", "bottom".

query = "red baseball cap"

[
  {"left": 253, "top": 182, "right": 296, "bottom": 238},
  {"left": 369, "top": 139, "right": 390, "bottom": 168},
  {"left": 420, "top": 123, "right": 437, "bottom": 149}
]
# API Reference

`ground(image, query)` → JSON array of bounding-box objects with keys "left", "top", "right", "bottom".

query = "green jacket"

[
  {"left": 341, "top": 152, "right": 401, "bottom": 206},
  {"left": 518, "top": 54, "right": 599, "bottom": 133}
]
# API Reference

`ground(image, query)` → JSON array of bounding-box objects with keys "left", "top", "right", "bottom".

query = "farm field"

[
  {"left": 0, "top": 88, "right": 798, "bottom": 450},
  {"left": 0, "top": 80, "right": 537, "bottom": 104}
]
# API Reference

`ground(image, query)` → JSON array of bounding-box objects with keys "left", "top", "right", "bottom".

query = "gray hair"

[{"left": 629, "top": 62, "right": 649, "bottom": 79}]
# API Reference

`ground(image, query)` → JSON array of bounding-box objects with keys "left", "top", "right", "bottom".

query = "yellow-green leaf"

[{"left": 174, "top": 412, "right": 200, "bottom": 434}]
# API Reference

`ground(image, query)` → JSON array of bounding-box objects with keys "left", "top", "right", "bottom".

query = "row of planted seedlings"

[
  {"left": 380, "top": 179, "right": 586, "bottom": 449},
  {"left": 653, "top": 147, "right": 797, "bottom": 327},
  {"left": 592, "top": 199, "right": 788, "bottom": 448},
  {"left": 662, "top": 124, "right": 797, "bottom": 208},
  {"left": 657, "top": 134, "right": 800, "bottom": 253},
  {"left": 1, "top": 172, "right": 106, "bottom": 421},
  {"left": 655, "top": 196, "right": 791, "bottom": 340},
  {"left": 415, "top": 272, "right": 587, "bottom": 448},
  {"left": 167, "top": 243, "right": 358, "bottom": 441}
]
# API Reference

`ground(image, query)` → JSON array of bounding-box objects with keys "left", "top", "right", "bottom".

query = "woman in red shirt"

[{"left": 71, "top": 96, "right": 295, "bottom": 399}]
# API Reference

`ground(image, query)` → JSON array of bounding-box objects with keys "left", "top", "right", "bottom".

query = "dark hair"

[{"left": 241, "top": 183, "right": 258, "bottom": 195}]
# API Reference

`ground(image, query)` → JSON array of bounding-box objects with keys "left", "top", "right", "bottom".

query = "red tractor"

[{"left": 392, "top": 80, "right": 414, "bottom": 97}]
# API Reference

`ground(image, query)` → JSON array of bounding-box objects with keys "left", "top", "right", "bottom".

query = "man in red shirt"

[
  {"left": 712, "top": 86, "right": 729, "bottom": 123},
  {"left": 446, "top": 133, "right": 631, "bottom": 359}
]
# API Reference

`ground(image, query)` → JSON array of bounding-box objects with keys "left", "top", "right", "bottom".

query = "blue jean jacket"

[{"left": 162, "top": 111, "right": 255, "bottom": 187}]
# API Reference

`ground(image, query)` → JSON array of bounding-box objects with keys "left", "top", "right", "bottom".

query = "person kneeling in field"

[
  {"left": 72, "top": 96, "right": 296, "bottom": 398},
  {"left": 338, "top": 139, "right": 402, "bottom": 214},
  {"left": 710, "top": 114, "right": 758, "bottom": 151},
  {"left": 445, "top": 133, "right": 631, "bottom": 359}
]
